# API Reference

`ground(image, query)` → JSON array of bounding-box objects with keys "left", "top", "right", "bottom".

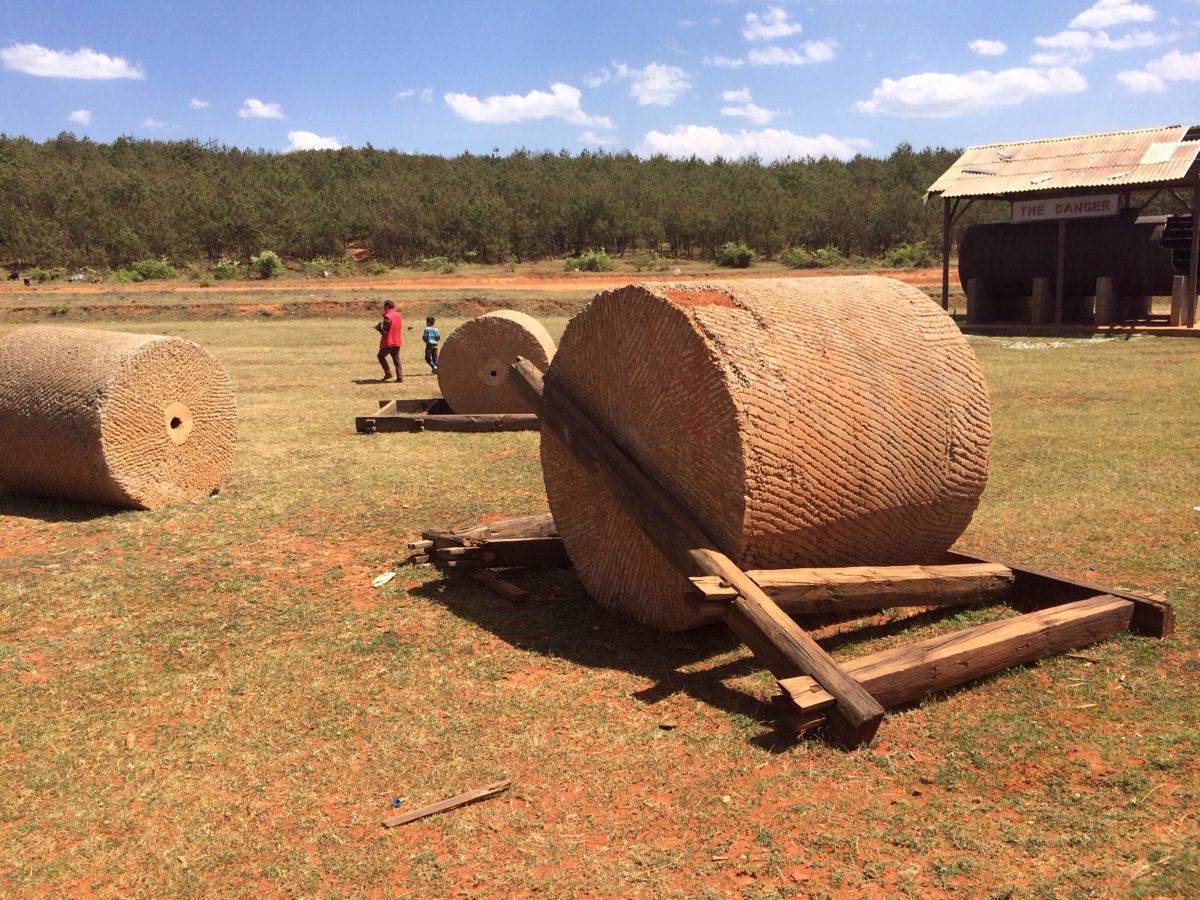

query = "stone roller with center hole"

[
  {"left": 539, "top": 277, "right": 992, "bottom": 631},
  {"left": 437, "top": 310, "right": 555, "bottom": 414},
  {"left": 0, "top": 326, "right": 237, "bottom": 509}
]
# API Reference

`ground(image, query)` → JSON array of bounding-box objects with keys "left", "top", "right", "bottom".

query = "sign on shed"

[{"left": 1011, "top": 194, "right": 1119, "bottom": 224}]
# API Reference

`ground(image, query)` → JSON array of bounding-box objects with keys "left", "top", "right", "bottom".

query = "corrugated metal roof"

[{"left": 926, "top": 124, "right": 1200, "bottom": 200}]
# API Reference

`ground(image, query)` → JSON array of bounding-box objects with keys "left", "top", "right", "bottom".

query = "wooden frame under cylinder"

[
  {"left": 397, "top": 357, "right": 1174, "bottom": 749},
  {"left": 355, "top": 398, "right": 539, "bottom": 434}
]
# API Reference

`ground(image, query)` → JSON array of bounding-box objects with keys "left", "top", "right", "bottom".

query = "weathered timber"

[
  {"left": 509, "top": 357, "right": 883, "bottom": 748},
  {"left": 380, "top": 779, "right": 511, "bottom": 828},
  {"left": 423, "top": 537, "right": 571, "bottom": 569},
  {"left": 689, "top": 563, "right": 1013, "bottom": 616},
  {"left": 355, "top": 398, "right": 539, "bottom": 433},
  {"left": 777, "top": 594, "right": 1133, "bottom": 731},
  {"left": 427, "top": 513, "right": 558, "bottom": 543},
  {"left": 944, "top": 550, "right": 1173, "bottom": 637},
  {"left": 468, "top": 570, "right": 530, "bottom": 601}
]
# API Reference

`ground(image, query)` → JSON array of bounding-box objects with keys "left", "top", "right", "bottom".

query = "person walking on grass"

[
  {"left": 422, "top": 316, "right": 440, "bottom": 374},
  {"left": 376, "top": 299, "right": 403, "bottom": 382}
]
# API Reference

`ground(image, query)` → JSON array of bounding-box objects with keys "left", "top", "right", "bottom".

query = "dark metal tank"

[{"left": 958, "top": 213, "right": 1179, "bottom": 320}]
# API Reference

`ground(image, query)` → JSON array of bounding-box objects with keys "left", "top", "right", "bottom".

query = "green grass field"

[{"left": 1, "top": 316, "right": 1197, "bottom": 896}]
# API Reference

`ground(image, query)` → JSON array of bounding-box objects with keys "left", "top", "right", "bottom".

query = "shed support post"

[
  {"left": 1189, "top": 181, "right": 1199, "bottom": 328},
  {"left": 941, "top": 197, "right": 951, "bottom": 312},
  {"left": 1055, "top": 219, "right": 1066, "bottom": 325}
]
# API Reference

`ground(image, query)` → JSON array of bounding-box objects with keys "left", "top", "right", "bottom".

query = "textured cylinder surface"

[
  {"left": 437, "top": 311, "right": 555, "bottom": 414},
  {"left": 541, "top": 277, "right": 992, "bottom": 631},
  {"left": 0, "top": 326, "right": 237, "bottom": 509}
]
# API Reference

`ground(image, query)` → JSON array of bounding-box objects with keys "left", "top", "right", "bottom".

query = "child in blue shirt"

[{"left": 422, "top": 316, "right": 440, "bottom": 374}]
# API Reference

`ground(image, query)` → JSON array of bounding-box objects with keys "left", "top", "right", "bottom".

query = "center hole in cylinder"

[
  {"left": 490, "top": 370, "right": 498, "bottom": 378},
  {"left": 170, "top": 417, "right": 183, "bottom": 429}
]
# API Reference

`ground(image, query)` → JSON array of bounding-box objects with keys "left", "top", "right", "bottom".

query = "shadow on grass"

[
  {"left": 411, "top": 567, "right": 803, "bottom": 750},
  {"left": 0, "top": 490, "right": 124, "bottom": 523}
]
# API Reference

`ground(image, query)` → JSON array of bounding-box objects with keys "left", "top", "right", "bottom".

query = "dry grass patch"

[{"left": 0, "top": 319, "right": 1196, "bottom": 895}]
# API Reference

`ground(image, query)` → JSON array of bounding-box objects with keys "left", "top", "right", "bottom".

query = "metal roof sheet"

[{"left": 926, "top": 124, "right": 1200, "bottom": 200}]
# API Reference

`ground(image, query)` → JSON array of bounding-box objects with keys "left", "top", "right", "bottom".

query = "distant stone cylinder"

[
  {"left": 541, "top": 277, "right": 992, "bottom": 631},
  {"left": 0, "top": 326, "right": 237, "bottom": 509},
  {"left": 437, "top": 311, "right": 555, "bottom": 413}
]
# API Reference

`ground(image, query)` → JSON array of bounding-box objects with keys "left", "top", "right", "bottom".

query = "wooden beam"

[
  {"left": 941, "top": 198, "right": 952, "bottom": 311},
  {"left": 508, "top": 358, "right": 884, "bottom": 748},
  {"left": 943, "top": 550, "right": 1173, "bottom": 638},
  {"left": 777, "top": 595, "right": 1134, "bottom": 731},
  {"left": 1055, "top": 218, "right": 1067, "bottom": 325},
  {"left": 1189, "top": 181, "right": 1199, "bottom": 328},
  {"left": 689, "top": 563, "right": 1013, "bottom": 617},
  {"left": 380, "top": 780, "right": 510, "bottom": 828}
]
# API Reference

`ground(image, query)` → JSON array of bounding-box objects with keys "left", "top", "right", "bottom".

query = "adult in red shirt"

[{"left": 376, "top": 299, "right": 403, "bottom": 381}]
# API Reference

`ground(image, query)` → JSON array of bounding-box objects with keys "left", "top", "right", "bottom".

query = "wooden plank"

[
  {"left": 944, "top": 550, "right": 1173, "bottom": 638},
  {"left": 1171, "top": 275, "right": 1188, "bottom": 327},
  {"left": 690, "top": 563, "right": 1012, "bottom": 617},
  {"left": 778, "top": 594, "right": 1134, "bottom": 730},
  {"left": 508, "top": 358, "right": 883, "bottom": 748},
  {"left": 468, "top": 570, "right": 530, "bottom": 601},
  {"left": 426, "top": 537, "right": 571, "bottom": 569},
  {"left": 1190, "top": 182, "right": 1199, "bottom": 328},
  {"left": 1055, "top": 219, "right": 1066, "bottom": 325},
  {"left": 427, "top": 514, "right": 558, "bottom": 543},
  {"left": 941, "top": 198, "right": 952, "bottom": 311},
  {"left": 380, "top": 780, "right": 511, "bottom": 828}
]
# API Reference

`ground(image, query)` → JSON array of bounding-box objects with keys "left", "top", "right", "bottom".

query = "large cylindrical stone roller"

[
  {"left": 541, "top": 277, "right": 992, "bottom": 631},
  {"left": 437, "top": 311, "right": 555, "bottom": 414},
  {"left": 0, "top": 326, "right": 237, "bottom": 509}
]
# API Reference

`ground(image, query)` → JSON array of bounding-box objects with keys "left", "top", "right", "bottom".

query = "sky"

[{"left": 1, "top": 0, "right": 1199, "bottom": 161}]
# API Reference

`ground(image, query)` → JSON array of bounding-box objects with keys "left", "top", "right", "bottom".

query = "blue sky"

[{"left": 1, "top": 0, "right": 1199, "bottom": 160}]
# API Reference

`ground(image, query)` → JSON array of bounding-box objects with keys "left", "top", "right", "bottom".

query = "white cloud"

[
  {"left": 239, "top": 98, "right": 284, "bottom": 119},
  {"left": 639, "top": 125, "right": 869, "bottom": 162},
  {"left": 968, "top": 39, "right": 1007, "bottom": 56},
  {"left": 1118, "top": 48, "right": 1200, "bottom": 92},
  {"left": 285, "top": 131, "right": 343, "bottom": 151},
  {"left": 444, "top": 82, "right": 613, "bottom": 128},
  {"left": 188, "top": 98, "right": 210, "bottom": 109},
  {"left": 1069, "top": 0, "right": 1156, "bottom": 30},
  {"left": 718, "top": 88, "right": 780, "bottom": 124},
  {"left": 141, "top": 117, "right": 167, "bottom": 129},
  {"left": 706, "top": 54, "right": 746, "bottom": 69},
  {"left": 584, "top": 67, "right": 612, "bottom": 87},
  {"left": 856, "top": 66, "right": 1087, "bottom": 117},
  {"left": 743, "top": 6, "right": 803, "bottom": 41},
  {"left": 748, "top": 40, "right": 836, "bottom": 66},
  {"left": 66, "top": 108, "right": 91, "bottom": 125},
  {"left": 579, "top": 130, "right": 616, "bottom": 145},
  {"left": 628, "top": 62, "right": 690, "bottom": 105},
  {"left": 395, "top": 87, "right": 434, "bottom": 103},
  {"left": 679, "top": 18, "right": 697, "bottom": 27},
  {"left": 0, "top": 42, "right": 144, "bottom": 79},
  {"left": 1032, "top": 27, "right": 1165, "bottom": 65}
]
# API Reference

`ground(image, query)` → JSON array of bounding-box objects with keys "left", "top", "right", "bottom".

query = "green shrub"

[
  {"left": 367, "top": 261, "right": 390, "bottom": 275},
  {"left": 249, "top": 250, "right": 283, "bottom": 279},
  {"left": 301, "top": 256, "right": 355, "bottom": 277},
  {"left": 813, "top": 244, "right": 846, "bottom": 267},
  {"left": 883, "top": 240, "right": 934, "bottom": 268},
  {"left": 198, "top": 279, "right": 211, "bottom": 287},
  {"left": 631, "top": 250, "right": 659, "bottom": 272},
  {"left": 564, "top": 248, "right": 614, "bottom": 272},
  {"left": 127, "top": 258, "right": 179, "bottom": 281},
  {"left": 779, "top": 246, "right": 820, "bottom": 269},
  {"left": 416, "top": 255, "right": 456, "bottom": 274},
  {"left": 24, "top": 266, "right": 61, "bottom": 283},
  {"left": 110, "top": 268, "right": 139, "bottom": 283},
  {"left": 212, "top": 258, "right": 240, "bottom": 280},
  {"left": 715, "top": 241, "right": 753, "bottom": 268},
  {"left": 183, "top": 262, "right": 205, "bottom": 280}
]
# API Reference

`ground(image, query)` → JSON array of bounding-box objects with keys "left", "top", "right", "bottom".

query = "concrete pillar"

[
  {"left": 1094, "top": 277, "right": 1116, "bottom": 326},
  {"left": 1170, "top": 275, "right": 1188, "bottom": 327},
  {"left": 1031, "top": 277, "right": 1053, "bottom": 326},
  {"left": 966, "top": 278, "right": 987, "bottom": 325}
]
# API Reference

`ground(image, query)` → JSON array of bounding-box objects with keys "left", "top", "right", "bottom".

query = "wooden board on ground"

[{"left": 356, "top": 398, "right": 539, "bottom": 433}]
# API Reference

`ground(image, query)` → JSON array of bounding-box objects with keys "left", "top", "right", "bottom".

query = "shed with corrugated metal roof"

[{"left": 926, "top": 124, "right": 1200, "bottom": 329}]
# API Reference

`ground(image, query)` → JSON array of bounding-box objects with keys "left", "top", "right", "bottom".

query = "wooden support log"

[
  {"left": 944, "top": 550, "right": 1173, "bottom": 638},
  {"left": 508, "top": 357, "right": 884, "bottom": 748},
  {"left": 427, "top": 537, "right": 572, "bottom": 569},
  {"left": 689, "top": 562, "right": 1013, "bottom": 617},
  {"left": 777, "top": 594, "right": 1133, "bottom": 733}
]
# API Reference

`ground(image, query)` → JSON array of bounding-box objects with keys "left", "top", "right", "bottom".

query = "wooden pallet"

[
  {"left": 355, "top": 398, "right": 539, "bottom": 434},
  {"left": 398, "top": 358, "right": 1174, "bottom": 748}
]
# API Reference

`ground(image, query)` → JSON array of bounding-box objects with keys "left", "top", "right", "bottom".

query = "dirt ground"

[{"left": 0, "top": 307, "right": 1196, "bottom": 895}]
